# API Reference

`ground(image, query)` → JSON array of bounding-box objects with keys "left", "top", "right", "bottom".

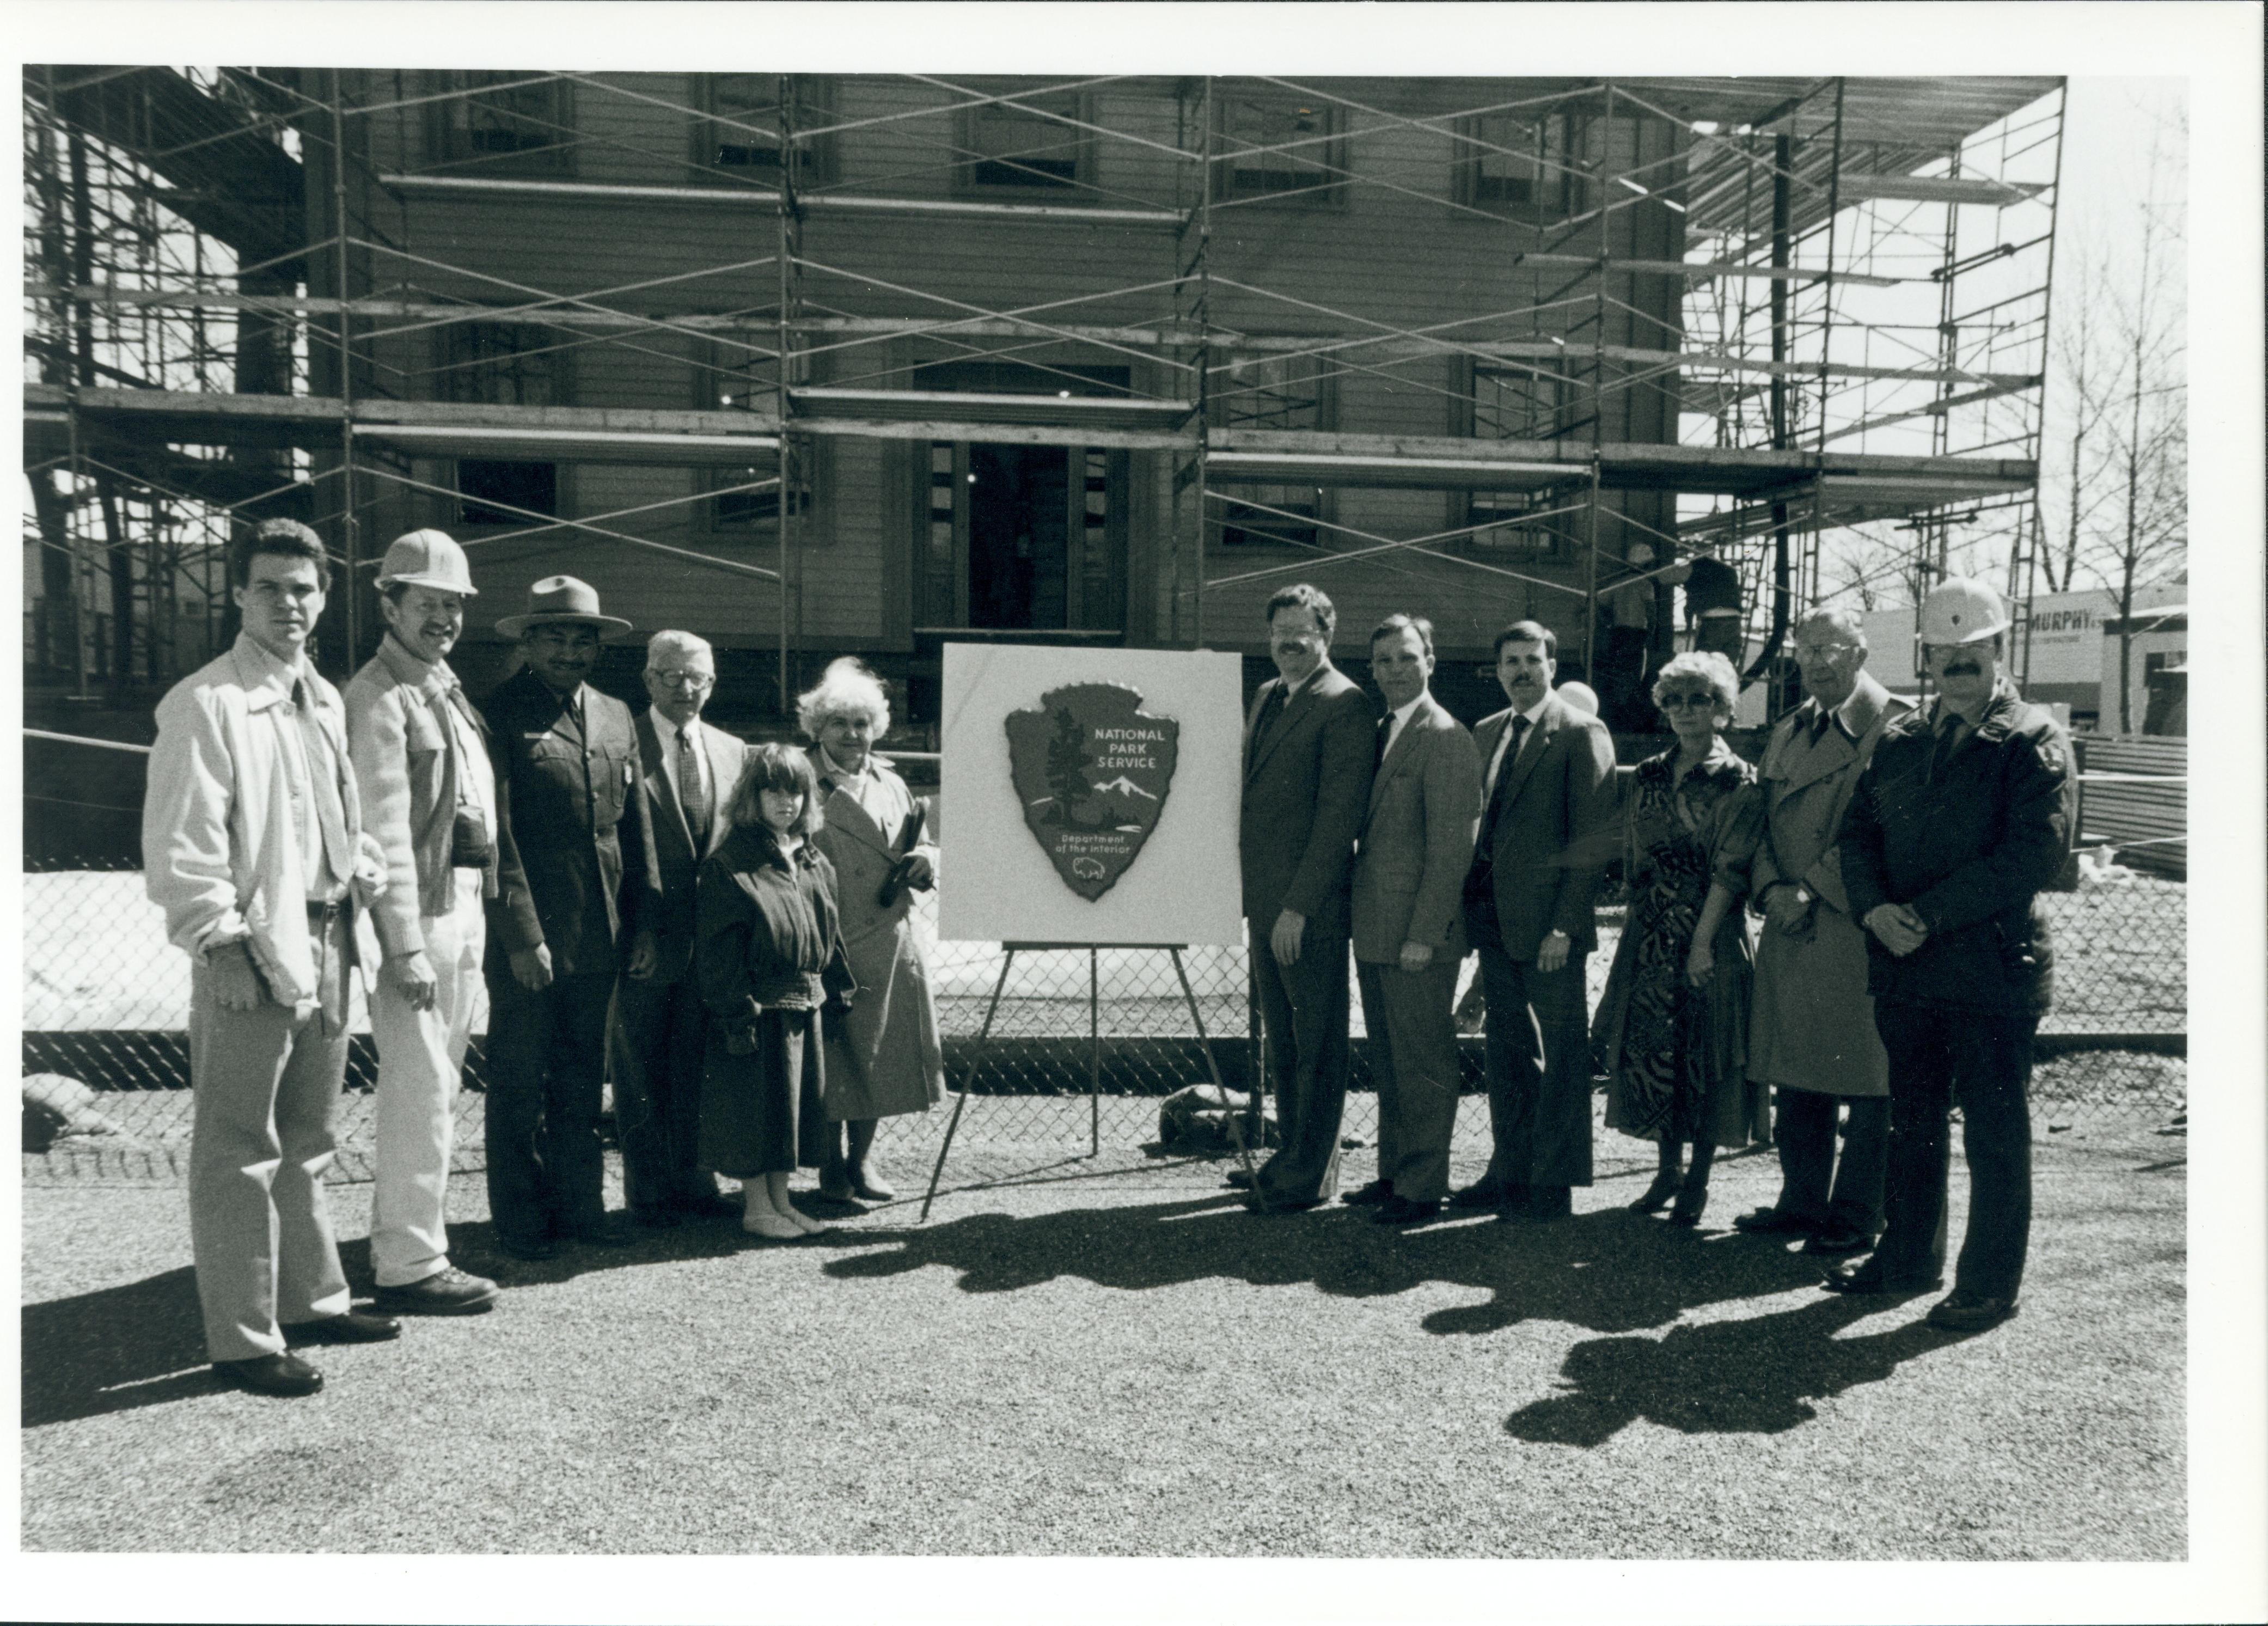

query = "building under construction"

[{"left": 23, "top": 70, "right": 2065, "bottom": 733}]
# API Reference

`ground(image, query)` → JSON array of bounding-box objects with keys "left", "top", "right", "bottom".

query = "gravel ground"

[{"left": 21, "top": 1126, "right": 2184, "bottom": 1559}]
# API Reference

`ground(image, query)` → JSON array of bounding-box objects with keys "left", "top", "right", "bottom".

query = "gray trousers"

[
  {"left": 1475, "top": 943, "right": 1593, "bottom": 1191},
  {"left": 186, "top": 911, "right": 352, "bottom": 1362},
  {"left": 1251, "top": 922, "right": 1350, "bottom": 1204},
  {"left": 1356, "top": 957, "right": 1462, "bottom": 1202},
  {"left": 1771, "top": 1086, "right": 1890, "bottom": 1234}
]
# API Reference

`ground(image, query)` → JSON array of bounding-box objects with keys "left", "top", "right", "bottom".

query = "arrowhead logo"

[{"left": 1005, "top": 682, "right": 1179, "bottom": 902}]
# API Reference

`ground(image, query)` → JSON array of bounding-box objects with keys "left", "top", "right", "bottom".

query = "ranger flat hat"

[
  {"left": 375, "top": 528, "right": 477, "bottom": 596},
  {"left": 495, "top": 574, "right": 633, "bottom": 639}
]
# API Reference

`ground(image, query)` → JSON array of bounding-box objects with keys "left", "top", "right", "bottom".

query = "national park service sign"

[{"left": 1005, "top": 682, "right": 1179, "bottom": 901}]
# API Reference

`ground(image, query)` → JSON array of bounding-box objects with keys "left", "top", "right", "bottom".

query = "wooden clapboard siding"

[{"left": 2073, "top": 733, "right": 2186, "bottom": 879}]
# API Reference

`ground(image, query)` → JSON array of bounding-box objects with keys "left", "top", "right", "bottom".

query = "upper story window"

[
  {"left": 1469, "top": 359, "right": 1585, "bottom": 443},
  {"left": 1214, "top": 93, "right": 1346, "bottom": 205},
  {"left": 1209, "top": 350, "right": 1335, "bottom": 548},
  {"left": 956, "top": 86, "right": 1093, "bottom": 193},
  {"left": 1452, "top": 112, "right": 1584, "bottom": 221},
  {"left": 694, "top": 75, "right": 834, "bottom": 185},
  {"left": 426, "top": 72, "right": 574, "bottom": 176},
  {"left": 441, "top": 321, "right": 565, "bottom": 408}
]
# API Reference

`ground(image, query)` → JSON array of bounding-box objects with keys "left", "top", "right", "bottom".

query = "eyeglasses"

[
  {"left": 651, "top": 671, "right": 714, "bottom": 690},
  {"left": 1658, "top": 692, "right": 1720, "bottom": 710}
]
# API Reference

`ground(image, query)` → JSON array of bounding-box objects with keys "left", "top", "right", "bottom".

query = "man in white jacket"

[
  {"left": 344, "top": 530, "right": 503, "bottom": 1315},
  {"left": 143, "top": 519, "right": 394, "bottom": 1397}
]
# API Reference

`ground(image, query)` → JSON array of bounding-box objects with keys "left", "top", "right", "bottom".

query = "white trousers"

[{"left": 369, "top": 868, "right": 487, "bottom": 1288}]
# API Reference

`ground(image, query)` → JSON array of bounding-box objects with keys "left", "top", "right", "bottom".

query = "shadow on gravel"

[
  {"left": 827, "top": 1195, "right": 1844, "bottom": 1340},
  {"left": 22, "top": 1265, "right": 217, "bottom": 1426},
  {"left": 1506, "top": 1291, "right": 1957, "bottom": 1443}
]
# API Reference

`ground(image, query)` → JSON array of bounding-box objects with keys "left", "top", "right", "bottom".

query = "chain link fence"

[{"left": 21, "top": 848, "right": 2188, "bottom": 1184}]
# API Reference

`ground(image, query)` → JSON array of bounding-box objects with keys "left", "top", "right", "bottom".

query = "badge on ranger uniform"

[{"left": 1005, "top": 682, "right": 1179, "bottom": 901}]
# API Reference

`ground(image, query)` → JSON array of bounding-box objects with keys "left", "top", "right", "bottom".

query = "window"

[
  {"left": 706, "top": 343, "right": 806, "bottom": 530},
  {"left": 1209, "top": 350, "right": 1334, "bottom": 548},
  {"left": 694, "top": 75, "right": 833, "bottom": 184},
  {"left": 1464, "top": 490, "right": 1566, "bottom": 560},
  {"left": 441, "top": 321, "right": 565, "bottom": 524},
  {"left": 1214, "top": 93, "right": 1345, "bottom": 204},
  {"left": 956, "top": 86, "right": 1091, "bottom": 193},
  {"left": 1452, "top": 112, "right": 1584, "bottom": 221},
  {"left": 1469, "top": 360, "right": 1586, "bottom": 444},
  {"left": 426, "top": 72, "right": 574, "bottom": 176}
]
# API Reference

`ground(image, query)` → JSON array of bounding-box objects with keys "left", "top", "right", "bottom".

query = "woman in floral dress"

[{"left": 1593, "top": 650, "right": 1768, "bottom": 1225}]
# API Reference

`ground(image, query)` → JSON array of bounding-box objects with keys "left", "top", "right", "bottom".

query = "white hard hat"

[
  {"left": 375, "top": 528, "right": 477, "bottom": 597},
  {"left": 1918, "top": 576, "right": 2008, "bottom": 646}
]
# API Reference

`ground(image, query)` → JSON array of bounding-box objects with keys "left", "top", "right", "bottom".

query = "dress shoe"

[
  {"left": 1801, "top": 1225, "right": 1878, "bottom": 1257},
  {"left": 816, "top": 1176, "right": 858, "bottom": 1204},
  {"left": 282, "top": 1311, "right": 402, "bottom": 1345},
  {"left": 1667, "top": 1186, "right": 1707, "bottom": 1227},
  {"left": 1371, "top": 1195, "right": 1441, "bottom": 1226},
  {"left": 493, "top": 1234, "right": 560, "bottom": 1262},
  {"left": 848, "top": 1169, "right": 897, "bottom": 1202},
  {"left": 1222, "top": 1167, "right": 1257, "bottom": 1190},
  {"left": 1927, "top": 1289, "right": 2020, "bottom": 1332},
  {"left": 632, "top": 1205, "right": 685, "bottom": 1229},
  {"left": 1242, "top": 1194, "right": 1323, "bottom": 1214},
  {"left": 1341, "top": 1179, "right": 1394, "bottom": 1207},
  {"left": 1527, "top": 1185, "right": 1573, "bottom": 1220},
  {"left": 212, "top": 1352, "right": 324, "bottom": 1397},
  {"left": 673, "top": 1191, "right": 744, "bottom": 1220},
  {"left": 1446, "top": 1180, "right": 1507, "bottom": 1211},
  {"left": 372, "top": 1267, "right": 500, "bottom": 1316},
  {"left": 566, "top": 1217, "right": 637, "bottom": 1250},
  {"left": 1628, "top": 1171, "right": 1681, "bottom": 1214},
  {"left": 1733, "top": 1206, "right": 1820, "bottom": 1235},
  {"left": 1820, "top": 1258, "right": 1944, "bottom": 1296}
]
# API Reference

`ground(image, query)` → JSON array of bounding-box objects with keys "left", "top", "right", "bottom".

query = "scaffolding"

[{"left": 23, "top": 70, "right": 2064, "bottom": 718}]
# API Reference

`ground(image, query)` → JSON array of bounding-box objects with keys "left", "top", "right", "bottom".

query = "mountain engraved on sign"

[{"left": 1004, "top": 682, "right": 1179, "bottom": 901}]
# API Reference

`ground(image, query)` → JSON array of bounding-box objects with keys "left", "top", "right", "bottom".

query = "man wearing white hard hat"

[
  {"left": 1825, "top": 576, "right": 2073, "bottom": 1335},
  {"left": 481, "top": 575, "right": 647, "bottom": 1258},
  {"left": 344, "top": 530, "right": 503, "bottom": 1315}
]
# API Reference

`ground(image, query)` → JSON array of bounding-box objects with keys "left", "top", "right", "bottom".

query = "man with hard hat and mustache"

[
  {"left": 1824, "top": 577, "right": 2073, "bottom": 1334},
  {"left": 345, "top": 529, "right": 504, "bottom": 1315}
]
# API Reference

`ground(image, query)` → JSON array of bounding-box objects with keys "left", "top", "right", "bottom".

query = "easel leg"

[
  {"left": 1088, "top": 946, "right": 1101, "bottom": 1158},
  {"left": 1176, "top": 946, "right": 1261, "bottom": 1191},
  {"left": 921, "top": 946, "right": 1016, "bottom": 1222}
]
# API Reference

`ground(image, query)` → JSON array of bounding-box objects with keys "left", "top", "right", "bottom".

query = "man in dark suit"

[
  {"left": 1457, "top": 620, "right": 1618, "bottom": 1221},
  {"left": 482, "top": 576, "right": 647, "bottom": 1258},
  {"left": 1344, "top": 615, "right": 1482, "bottom": 1226},
  {"left": 614, "top": 630, "right": 748, "bottom": 1226},
  {"left": 1237, "top": 583, "right": 1376, "bottom": 1212}
]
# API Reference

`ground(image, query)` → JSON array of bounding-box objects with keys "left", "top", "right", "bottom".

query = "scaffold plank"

[
  {"left": 379, "top": 173, "right": 1183, "bottom": 226},
  {"left": 788, "top": 388, "right": 1194, "bottom": 431}
]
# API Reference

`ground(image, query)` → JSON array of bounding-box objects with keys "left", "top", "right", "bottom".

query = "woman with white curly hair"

[
  {"left": 1591, "top": 649, "right": 1768, "bottom": 1225},
  {"left": 796, "top": 657, "right": 944, "bottom": 1202}
]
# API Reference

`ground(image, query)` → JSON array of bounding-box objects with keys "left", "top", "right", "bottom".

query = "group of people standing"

[
  {"left": 1231, "top": 577, "right": 2072, "bottom": 1345},
  {"left": 144, "top": 521, "right": 942, "bottom": 1398},
  {"left": 144, "top": 519, "right": 2069, "bottom": 1401}
]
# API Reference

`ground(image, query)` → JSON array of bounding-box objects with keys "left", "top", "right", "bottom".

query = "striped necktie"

[{"left": 677, "top": 726, "right": 711, "bottom": 848}]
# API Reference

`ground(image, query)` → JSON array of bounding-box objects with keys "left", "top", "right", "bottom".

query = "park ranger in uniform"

[{"left": 1825, "top": 577, "right": 2073, "bottom": 1334}]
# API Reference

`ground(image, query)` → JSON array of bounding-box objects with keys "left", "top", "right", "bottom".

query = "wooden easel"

[{"left": 920, "top": 941, "right": 1258, "bottom": 1221}]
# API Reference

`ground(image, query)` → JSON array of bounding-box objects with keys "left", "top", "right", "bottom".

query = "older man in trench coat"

[{"left": 1734, "top": 608, "right": 1912, "bottom": 1255}]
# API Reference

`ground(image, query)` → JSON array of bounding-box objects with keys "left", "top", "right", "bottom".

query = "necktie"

[
  {"left": 677, "top": 726, "right": 711, "bottom": 847},
  {"left": 1250, "top": 683, "right": 1288, "bottom": 760},
  {"left": 294, "top": 680, "right": 353, "bottom": 889},
  {"left": 1812, "top": 707, "right": 1834, "bottom": 747},
  {"left": 1930, "top": 716, "right": 1967, "bottom": 782},
  {"left": 1374, "top": 713, "right": 1392, "bottom": 767},
  {"left": 1475, "top": 714, "right": 1531, "bottom": 861}
]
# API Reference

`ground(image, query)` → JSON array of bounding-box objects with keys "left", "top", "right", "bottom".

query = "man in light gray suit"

[
  {"left": 1236, "top": 583, "right": 1376, "bottom": 1213},
  {"left": 1344, "top": 615, "right": 1483, "bottom": 1226},
  {"left": 1457, "top": 620, "right": 1619, "bottom": 1222},
  {"left": 615, "top": 630, "right": 747, "bottom": 1225}
]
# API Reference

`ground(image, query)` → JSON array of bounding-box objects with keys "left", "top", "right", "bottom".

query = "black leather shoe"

[
  {"left": 1801, "top": 1225, "right": 1878, "bottom": 1257},
  {"left": 1371, "top": 1195, "right": 1441, "bottom": 1226},
  {"left": 632, "top": 1205, "right": 684, "bottom": 1229},
  {"left": 213, "top": 1352, "right": 324, "bottom": 1397},
  {"left": 372, "top": 1268, "right": 500, "bottom": 1316},
  {"left": 1733, "top": 1206, "right": 1820, "bottom": 1234},
  {"left": 1821, "top": 1258, "right": 1944, "bottom": 1295},
  {"left": 282, "top": 1311, "right": 402, "bottom": 1346},
  {"left": 1341, "top": 1179, "right": 1394, "bottom": 1207},
  {"left": 1446, "top": 1181, "right": 1506, "bottom": 1211},
  {"left": 1222, "top": 1167, "right": 1257, "bottom": 1190},
  {"left": 1927, "top": 1290, "right": 2020, "bottom": 1332},
  {"left": 1527, "top": 1185, "right": 1573, "bottom": 1219},
  {"left": 1628, "top": 1172, "right": 1681, "bottom": 1214},
  {"left": 567, "top": 1218, "right": 638, "bottom": 1249},
  {"left": 493, "top": 1234, "right": 560, "bottom": 1262},
  {"left": 673, "top": 1191, "right": 745, "bottom": 1220},
  {"left": 1242, "top": 1194, "right": 1323, "bottom": 1214}
]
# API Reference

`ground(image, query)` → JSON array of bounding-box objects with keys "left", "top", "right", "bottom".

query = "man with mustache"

[
  {"left": 345, "top": 530, "right": 504, "bottom": 1314},
  {"left": 144, "top": 518, "right": 396, "bottom": 1395},
  {"left": 481, "top": 576, "right": 647, "bottom": 1258},
  {"left": 1825, "top": 578, "right": 2073, "bottom": 1334}
]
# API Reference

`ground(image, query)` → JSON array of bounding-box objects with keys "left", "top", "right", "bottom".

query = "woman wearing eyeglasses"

[{"left": 1593, "top": 649, "right": 1768, "bottom": 1225}]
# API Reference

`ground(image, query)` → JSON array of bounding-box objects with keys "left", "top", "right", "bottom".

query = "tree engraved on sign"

[{"left": 1005, "top": 682, "right": 1179, "bottom": 901}]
